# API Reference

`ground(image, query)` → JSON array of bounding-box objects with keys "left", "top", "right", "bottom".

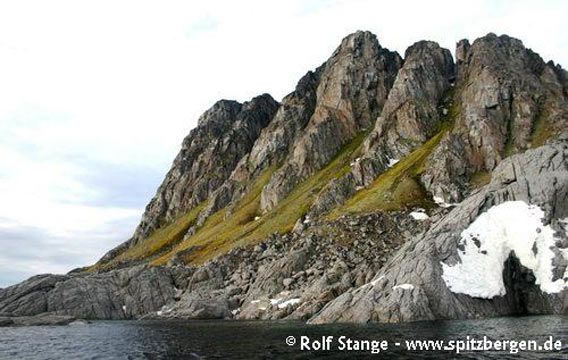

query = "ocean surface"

[{"left": 1, "top": 316, "right": 567, "bottom": 359}]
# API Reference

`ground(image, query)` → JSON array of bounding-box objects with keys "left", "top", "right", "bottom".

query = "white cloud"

[{"left": 0, "top": 0, "right": 566, "bottom": 287}]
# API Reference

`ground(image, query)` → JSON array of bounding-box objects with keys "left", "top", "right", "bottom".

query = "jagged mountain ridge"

[
  {"left": 2, "top": 30, "right": 568, "bottom": 326},
  {"left": 98, "top": 30, "right": 568, "bottom": 269}
]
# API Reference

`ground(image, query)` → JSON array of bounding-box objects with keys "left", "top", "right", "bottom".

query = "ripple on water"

[{"left": 0, "top": 316, "right": 567, "bottom": 359}]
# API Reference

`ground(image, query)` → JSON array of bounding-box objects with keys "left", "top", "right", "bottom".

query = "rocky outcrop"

[
  {"left": 308, "top": 40, "right": 454, "bottom": 215},
  {"left": 196, "top": 69, "right": 323, "bottom": 222},
  {"left": 421, "top": 34, "right": 568, "bottom": 204},
  {"left": 362, "top": 40, "right": 454, "bottom": 166},
  {"left": 260, "top": 31, "right": 402, "bottom": 212},
  {"left": 0, "top": 313, "right": 76, "bottom": 327},
  {"left": 310, "top": 142, "right": 568, "bottom": 324},
  {"left": 100, "top": 94, "right": 279, "bottom": 262},
  {"left": 0, "top": 265, "right": 190, "bottom": 320}
]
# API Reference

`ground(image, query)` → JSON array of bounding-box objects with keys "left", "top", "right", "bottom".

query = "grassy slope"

[
  {"left": 328, "top": 88, "right": 460, "bottom": 217},
  {"left": 328, "top": 123, "right": 451, "bottom": 217},
  {"left": 148, "top": 132, "right": 367, "bottom": 265},
  {"left": 531, "top": 105, "right": 553, "bottom": 148},
  {"left": 94, "top": 201, "right": 207, "bottom": 270},
  {"left": 99, "top": 97, "right": 461, "bottom": 267}
]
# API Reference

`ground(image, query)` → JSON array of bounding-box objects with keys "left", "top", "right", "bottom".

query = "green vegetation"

[
  {"left": 94, "top": 201, "right": 207, "bottom": 270},
  {"left": 151, "top": 132, "right": 367, "bottom": 265},
  {"left": 503, "top": 119, "right": 516, "bottom": 157},
  {"left": 328, "top": 123, "right": 451, "bottom": 217},
  {"left": 327, "top": 88, "right": 460, "bottom": 218},
  {"left": 102, "top": 88, "right": 465, "bottom": 267},
  {"left": 470, "top": 170, "right": 492, "bottom": 188},
  {"left": 531, "top": 105, "right": 553, "bottom": 148}
]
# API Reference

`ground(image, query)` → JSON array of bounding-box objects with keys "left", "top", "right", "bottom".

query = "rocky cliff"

[{"left": 2, "top": 31, "right": 568, "bottom": 326}]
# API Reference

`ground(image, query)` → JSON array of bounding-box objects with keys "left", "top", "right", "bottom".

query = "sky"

[{"left": 0, "top": 0, "right": 567, "bottom": 287}]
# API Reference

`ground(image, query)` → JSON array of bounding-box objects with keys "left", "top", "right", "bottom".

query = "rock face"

[
  {"left": 308, "top": 40, "right": 455, "bottom": 215},
  {"left": 259, "top": 31, "right": 402, "bottom": 212},
  {"left": 421, "top": 34, "right": 568, "bottom": 204},
  {"left": 362, "top": 40, "right": 454, "bottom": 167},
  {"left": 100, "top": 94, "right": 279, "bottom": 262},
  {"left": 0, "top": 265, "right": 189, "bottom": 320},
  {"left": 310, "top": 142, "right": 568, "bottom": 324},
  {"left": 196, "top": 69, "right": 322, "bottom": 222},
  {"left": 3, "top": 31, "right": 568, "bottom": 326}
]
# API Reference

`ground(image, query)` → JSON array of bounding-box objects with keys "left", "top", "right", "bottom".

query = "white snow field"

[{"left": 441, "top": 201, "right": 568, "bottom": 298}]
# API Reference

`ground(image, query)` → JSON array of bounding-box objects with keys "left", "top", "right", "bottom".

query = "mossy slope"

[{"left": 143, "top": 132, "right": 367, "bottom": 265}]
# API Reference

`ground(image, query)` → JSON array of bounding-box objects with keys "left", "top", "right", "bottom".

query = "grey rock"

[
  {"left": 164, "top": 289, "right": 231, "bottom": 319},
  {"left": 310, "top": 143, "right": 568, "bottom": 324},
  {"left": 260, "top": 31, "right": 402, "bottom": 212},
  {"left": 0, "top": 265, "right": 185, "bottom": 320},
  {"left": 0, "top": 317, "right": 14, "bottom": 326},
  {"left": 100, "top": 94, "right": 279, "bottom": 263},
  {"left": 422, "top": 34, "right": 568, "bottom": 204},
  {"left": 11, "top": 313, "right": 76, "bottom": 327},
  {"left": 309, "top": 40, "right": 454, "bottom": 214}
]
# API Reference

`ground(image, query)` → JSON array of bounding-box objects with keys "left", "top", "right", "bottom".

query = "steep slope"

[
  {"left": 99, "top": 94, "right": 279, "bottom": 264},
  {"left": 259, "top": 31, "right": 402, "bottom": 212},
  {"left": 98, "top": 30, "right": 404, "bottom": 268},
  {"left": 309, "top": 40, "right": 456, "bottom": 216},
  {"left": 99, "top": 32, "right": 568, "bottom": 271},
  {"left": 421, "top": 34, "right": 568, "bottom": 204},
  {"left": 193, "top": 67, "right": 322, "bottom": 225}
]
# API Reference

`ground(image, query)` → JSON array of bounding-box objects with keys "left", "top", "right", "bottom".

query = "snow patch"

[
  {"left": 350, "top": 157, "right": 361, "bottom": 167},
  {"left": 410, "top": 209, "right": 429, "bottom": 220},
  {"left": 250, "top": 300, "right": 260, "bottom": 304},
  {"left": 277, "top": 298, "right": 301, "bottom": 309},
  {"left": 433, "top": 196, "right": 457, "bottom": 208},
  {"left": 358, "top": 276, "right": 384, "bottom": 291},
  {"left": 270, "top": 298, "right": 282, "bottom": 306},
  {"left": 387, "top": 158, "right": 399, "bottom": 168},
  {"left": 156, "top": 305, "right": 173, "bottom": 316},
  {"left": 441, "top": 201, "right": 568, "bottom": 298},
  {"left": 393, "top": 284, "right": 415, "bottom": 290}
]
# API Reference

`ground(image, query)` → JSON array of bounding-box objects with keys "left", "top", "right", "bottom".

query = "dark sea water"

[{"left": 1, "top": 316, "right": 567, "bottom": 359}]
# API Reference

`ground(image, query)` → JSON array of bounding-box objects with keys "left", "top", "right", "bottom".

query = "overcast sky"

[{"left": 0, "top": 0, "right": 566, "bottom": 287}]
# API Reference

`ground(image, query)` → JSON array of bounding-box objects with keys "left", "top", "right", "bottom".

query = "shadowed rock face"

[
  {"left": 195, "top": 69, "right": 323, "bottom": 223},
  {"left": 4, "top": 31, "right": 568, "bottom": 326}
]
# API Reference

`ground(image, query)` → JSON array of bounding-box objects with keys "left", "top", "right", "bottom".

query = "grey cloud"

[
  {"left": 0, "top": 215, "right": 140, "bottom": 288},
  {"left": 70, "top": 157, "right": 165, "bottom": 208}
]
